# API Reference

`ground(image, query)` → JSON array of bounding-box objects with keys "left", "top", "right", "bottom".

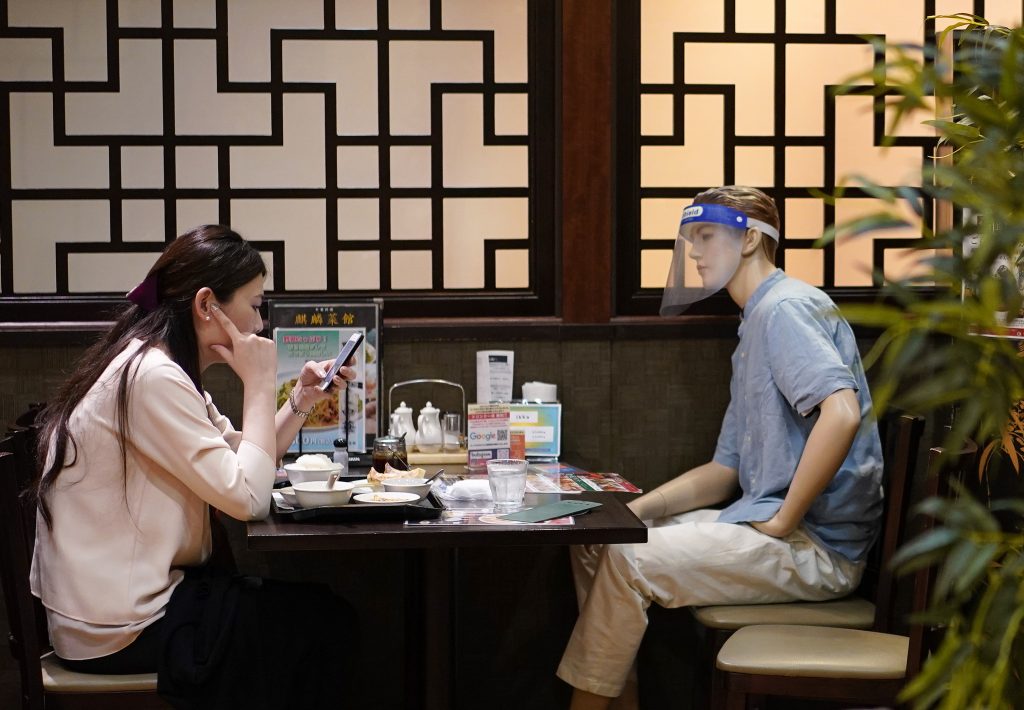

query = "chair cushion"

[
  {"left": 715, "top": 625, "right": 909, "bottom": 679},
  {"left": 693, "top": 595, "right": 875, "bottom": 630},
  {"left": 41, "top": 652, "right": 159, "bottom": 692}
]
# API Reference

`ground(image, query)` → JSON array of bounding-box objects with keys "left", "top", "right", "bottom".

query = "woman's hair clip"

[{"left": 126, "top": 272, "right": 160, "bottom": 312}]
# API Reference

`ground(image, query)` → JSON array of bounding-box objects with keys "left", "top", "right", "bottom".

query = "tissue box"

[{"left": 509, "top": 403, "right": 562, "bottom": 459}]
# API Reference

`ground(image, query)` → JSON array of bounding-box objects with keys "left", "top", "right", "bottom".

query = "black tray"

[{"left": 272, "top": 491, "right": 444, "bottom": 522}]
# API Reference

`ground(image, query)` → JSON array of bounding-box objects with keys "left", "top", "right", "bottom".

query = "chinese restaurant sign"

[{"left": 269, "top": 301, "right": 381, "bottom": 454}]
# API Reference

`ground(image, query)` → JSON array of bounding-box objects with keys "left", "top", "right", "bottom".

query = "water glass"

[
  {"left": 442, "top": 412, "right": 462, "bottom": 451},
  {"left": 486, "top": 458, "right": 528, "bottom": 510}
]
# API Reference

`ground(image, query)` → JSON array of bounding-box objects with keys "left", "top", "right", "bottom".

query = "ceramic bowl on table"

[
  {"left": 284, "top": 461, "right": 342, "bottom": 486},
  {"left": 291, "top": 480, "right": 355, "bottom": 508},
  {"left": 382, "top": 478, "right": 433, "bottom": 500},
  {"left": 348, "top": 479, "right": 374, "bottom": 495}
]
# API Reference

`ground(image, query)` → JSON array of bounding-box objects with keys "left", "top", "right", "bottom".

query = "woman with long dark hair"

[{"left": 29, "top": 225, "right": 354, "bottom": 707}]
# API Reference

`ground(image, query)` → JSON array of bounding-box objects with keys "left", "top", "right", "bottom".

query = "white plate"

[
  {"left": 348, "top": 479, "right": 375, "bottom": 495},
  {"left": 353, "top": 492, "right": 420, "bottom": 504}
]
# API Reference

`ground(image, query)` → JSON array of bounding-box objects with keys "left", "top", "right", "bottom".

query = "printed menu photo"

[{"left": 270, "top": 301, "right": 381, "bottom": 454}]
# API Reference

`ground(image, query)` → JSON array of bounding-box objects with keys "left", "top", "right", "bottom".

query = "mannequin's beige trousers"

[{"left": 556, "top": 509, "right": 863, "bottom": 698}]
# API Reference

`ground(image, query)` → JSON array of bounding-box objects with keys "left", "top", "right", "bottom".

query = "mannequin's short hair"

[{"left": 692, "top": 186, "right": 780, "bottom": 263}]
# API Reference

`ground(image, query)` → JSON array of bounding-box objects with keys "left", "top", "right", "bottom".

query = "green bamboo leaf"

[
  {"left": 925, "top": 118, "right": 984, "bottom": 142},
  {"left": 892, "top": 527, "right": 960, "bottom": 570},
  {"left": 902, "top": 631, "right": 968, "bottom": 705},
  {"left": 806, "top": 185, "right": 843, "bottom": 205},
  {"left": 989, "top": 499, "right": 1024, "bottom": 515},
  {"left": 813, "top": 213, "right": 911, "bottom": 247},
  {"left": 953, "top": 543, "right": 1000, "bottom": 595},
  {"left": 896, "top": 186, "right": 925, "bottom": 217},
  {"left": 834, "top": 19, "right": 1024, "bottom": 708},
  {"left": 947, "top": 480, "right": 1001, "bottom": 532},
  {"left": 913, "top": 496, "right": 957, "bottom": 519},
  {"left": 847, "top": 175, "right": 900, "bottom": 203},
  {"left": 934, "top": 540, "right": 983, "bottom": 601}
]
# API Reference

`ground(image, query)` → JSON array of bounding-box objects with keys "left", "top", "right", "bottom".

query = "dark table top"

[{"left": 246, "top": 491, "right": 648, "bottom": 552}]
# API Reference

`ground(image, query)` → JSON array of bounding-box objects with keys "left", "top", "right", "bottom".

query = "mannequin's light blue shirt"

[{"left": 714, "top": 270, "right": 883, "bottom": 562}]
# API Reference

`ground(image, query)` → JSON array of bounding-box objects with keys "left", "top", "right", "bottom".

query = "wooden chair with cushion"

[
  {"left": 692, "top": 412, "right": 924, "bottom": 707},
  {"left": 715, "top": 436, "right": 977, "bottom": 709},
  {"left": 0, "top": 425, "right": 165, "bottom": 709}
]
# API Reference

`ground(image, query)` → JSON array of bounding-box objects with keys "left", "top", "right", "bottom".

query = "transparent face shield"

[{"left": 659, "top": 203, "right": 780, "bottom": 315}]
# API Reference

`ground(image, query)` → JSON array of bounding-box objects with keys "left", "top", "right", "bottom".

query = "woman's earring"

[{"left": 205, "top": 315, "right": 211, "bottom": 321}]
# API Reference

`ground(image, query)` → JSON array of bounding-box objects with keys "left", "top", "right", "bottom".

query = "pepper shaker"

[{"left": 332, "top": 437, "right": 349, "bottom": 476}]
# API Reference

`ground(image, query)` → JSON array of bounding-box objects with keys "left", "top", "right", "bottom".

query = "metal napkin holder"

[{"left": 387, "top": 378, "right": 466, "bottom": 440}]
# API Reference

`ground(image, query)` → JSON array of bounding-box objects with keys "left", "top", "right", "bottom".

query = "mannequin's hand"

[
  {"left": 750, "top": 514, "right": 796, "bottom": 538},
  {"left": 292, "top": 359, "right": 355, "bottom": 412},
  {"left": 627, "top": 491, "right": 663, "bottom": 522}
]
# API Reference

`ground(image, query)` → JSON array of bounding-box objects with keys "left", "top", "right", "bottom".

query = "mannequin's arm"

[
  {"left": 752, "top": 388, "right": 861, "bottom": 538},
  {"left": 627, "top": 460, "right": 739, "bottom": 521}
]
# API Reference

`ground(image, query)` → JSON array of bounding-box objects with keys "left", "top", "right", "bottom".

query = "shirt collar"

[{"left": 738, "top": 269, "right": 785, "bottom": 333}]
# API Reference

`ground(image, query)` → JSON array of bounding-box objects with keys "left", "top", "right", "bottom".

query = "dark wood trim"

[
  {"left": 560, "top": 0, "right": 613, "bottom": 323},
  {"left": 0, "top": 315, "right": 741, "bottom": 346},
  {"left": 0, "top": 283, "right": 933, "bottom": 345},
  {"left": 723, "top": 671, "right": 904, "bottom": 706},
  {"left": 0, "top": 315, "right": 898, "bottom": 346}
]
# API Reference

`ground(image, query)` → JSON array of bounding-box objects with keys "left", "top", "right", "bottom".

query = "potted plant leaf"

[{"left": 823, "top": 15, "right": 1024, "bottom": 708}]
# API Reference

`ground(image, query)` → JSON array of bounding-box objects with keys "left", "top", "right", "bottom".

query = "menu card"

[
  {"left": 434, "top": 463, "right": 642, "bottom": 496},
  {"left": 476, "top": 350, "right": 514, "bottom": 402},
  {"left": 274, "top": 327, "right": 366, "bottom": 454},
  {"left": 269, "top": 301, "right": 381, "bottom": 455},
  {"left": 526, "top": 463, "right": 643, "bottom": 493}
]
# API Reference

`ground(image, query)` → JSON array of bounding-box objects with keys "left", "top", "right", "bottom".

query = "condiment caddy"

[{"left": 387, "top": 379, "right": 468, "bottom": 464}]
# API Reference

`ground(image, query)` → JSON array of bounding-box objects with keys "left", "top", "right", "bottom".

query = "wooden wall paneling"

[{"left": 560, "top": 0, "right": 613, "bottom": 323}]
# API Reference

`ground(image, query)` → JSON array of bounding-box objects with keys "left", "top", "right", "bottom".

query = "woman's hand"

[
  {"left": 208, "top": 305, "right": 277, "bottom": 388},
  {"left": 291, "top": 359, "right": 355, "bottom": 412}
]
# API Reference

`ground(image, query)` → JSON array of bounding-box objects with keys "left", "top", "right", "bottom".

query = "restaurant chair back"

[
  {"left": 682, "top": 412, "right": 923, "bottom": 707},
  {"left": 12, "top": 403, "right": 45, "bottom": 431},
  {"left": 0, "top": 425, "right": 166, "bottom": 709},
  {"left": 714, "top": 435, "right": 978, "bottom": 708}
]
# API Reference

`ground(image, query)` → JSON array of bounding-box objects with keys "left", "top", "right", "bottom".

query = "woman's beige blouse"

[{"left": 30, "top": 341, "right": 276, "bottom": 659}]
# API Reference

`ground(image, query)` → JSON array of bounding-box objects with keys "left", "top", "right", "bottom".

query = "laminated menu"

[
  {"left": 270, "top": 301, "right": 381, "bottom": 455},
  {"left": 434, "top": 463, "right": 642, "bottom": 497},
  {"left": 526, "top": 463, "right": 643, "bottom": 493}
]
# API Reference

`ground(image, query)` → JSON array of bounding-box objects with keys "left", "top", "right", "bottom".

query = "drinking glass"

[
  {"left": 486, "top": 458, "right": 528, "bottom": 510},
  {"left": 442, "top": 412, "right": 462, "bottom": 452}
]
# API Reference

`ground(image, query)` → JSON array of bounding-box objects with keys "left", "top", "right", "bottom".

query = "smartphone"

[
  {"left": 497, "top": 500, "right": 602, "bottom": 523},
  {"left": 319, "top": 332, "right": 364, "bottom": 391}
]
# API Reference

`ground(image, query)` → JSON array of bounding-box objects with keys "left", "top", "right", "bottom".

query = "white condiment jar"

[
  {"left": 414, "top": 401, "right": 443, "bottom": 453},
  {"left": 390, "top": 401, "right": 417, "bottom": 439}
]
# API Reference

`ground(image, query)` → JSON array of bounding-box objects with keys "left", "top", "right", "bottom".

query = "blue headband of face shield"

[{"left": 678, "top": 203, "right": 780, "bottom": 243}]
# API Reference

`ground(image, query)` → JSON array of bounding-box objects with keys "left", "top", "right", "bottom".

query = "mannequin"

[
  {"left": 631, "top": 224, "right": 862, "bottom": 535},
  {"left": 558, "top": 186, "right": 883, "bottom": 710}
]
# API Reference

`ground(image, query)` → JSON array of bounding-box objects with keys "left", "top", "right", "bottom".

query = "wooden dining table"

[{"left": 246, "top": 475, "right": 647, "bottom": 710}]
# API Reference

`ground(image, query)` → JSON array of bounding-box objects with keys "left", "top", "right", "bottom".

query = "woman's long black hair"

[{"left": 31, "top": 225, "right": 267, "bottom": 527}]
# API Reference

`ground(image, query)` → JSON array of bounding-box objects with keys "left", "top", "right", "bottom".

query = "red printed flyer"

[{"left": 466, "top": 403, "right": 510, "bottom": 469}]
